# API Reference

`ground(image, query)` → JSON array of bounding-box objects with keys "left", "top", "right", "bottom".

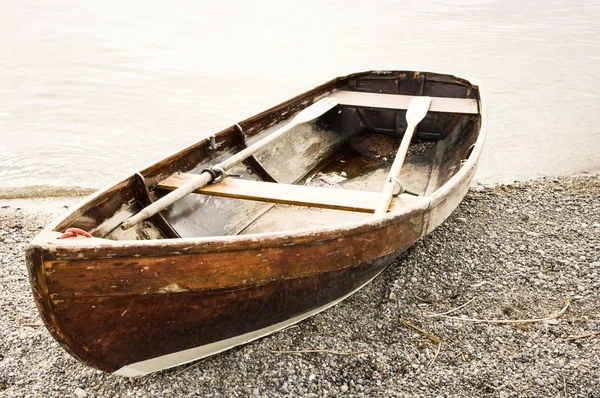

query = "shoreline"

[
  {"left": 0, "top": 186, "right": 97, "bottom": 200},
  {"left": 1, "top": 175, "right": 598, "bottom": 397},
  {"left": 2, "top": 169, "right": 598, "bottom": 201}
]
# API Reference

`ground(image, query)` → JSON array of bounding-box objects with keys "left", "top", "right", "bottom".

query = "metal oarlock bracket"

[
  {"left": 390, "top": 177, "right": 419, "bottom": 197},
  {"left": 201, "top": 166, "right": 227, "bottom": 184},
  {"left": 207, "top": 136, "right": 218, "bottom": 151},
  {"left": 390, "top": 177, "right": 405, "bottom": 196}
]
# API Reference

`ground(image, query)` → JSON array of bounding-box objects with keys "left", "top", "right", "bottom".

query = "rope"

[{"left": 58, "top": 228, "right": 93, "bottom": 239}]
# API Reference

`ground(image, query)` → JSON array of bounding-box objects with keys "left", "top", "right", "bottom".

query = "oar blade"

[
  {"left": 292, "top": 97, "right": 339, "bottom": 124},
  {"left": 405, "top": 96, "right": 432, "bottom": 125}
]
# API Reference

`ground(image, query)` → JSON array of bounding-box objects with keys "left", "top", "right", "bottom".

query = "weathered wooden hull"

[
  {"left": 28, "top": 203, "right": 427, "bottom": 375},
  {"left": 26, "top": 70, "right": 485, "bottom": 376}
]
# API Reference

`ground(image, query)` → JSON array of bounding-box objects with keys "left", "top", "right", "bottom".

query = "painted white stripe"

[{"left": 113, "top": 271, "right": 384, "bottom": 377}]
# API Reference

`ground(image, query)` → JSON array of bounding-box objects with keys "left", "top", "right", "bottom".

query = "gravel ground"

[{"left": 1, "top": 176, "right": 599, "bottom": 398}]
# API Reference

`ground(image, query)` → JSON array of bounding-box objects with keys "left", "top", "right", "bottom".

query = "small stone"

[
  {"left": 308, "top": 374, "right": 316, "bottom": 382},
  {"left": 410, "top": 277, "right": 417, "bottom": 283},
  {"left": 520, "top": 214, "right": 530, "bottom": 221},
  {"left": 74, "top": 388, "right": 88, "bottom": 398},
  {"left": 456, "top": 217, "right": 467, "bottom": 223},
  {"left": 388, "top": 291, "right": 397, "bottom": 301},
  {"left": 534, "top": 378, "right": 544, "bottom": 386},
  {"left": 341, "top": 384, "right": 349, "bottom": 393}
]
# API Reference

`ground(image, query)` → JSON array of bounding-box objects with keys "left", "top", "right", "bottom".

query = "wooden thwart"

[
  {"left": 330, "top": 90, "right": 478, "bottom": 114},
  {"left": 158, "top": 173, "right": 408, "bottom": 213}
]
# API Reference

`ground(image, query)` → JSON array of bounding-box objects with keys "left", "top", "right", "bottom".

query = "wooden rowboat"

[{"left": 26, "top": 70, "right": 485, "bottom": 376}]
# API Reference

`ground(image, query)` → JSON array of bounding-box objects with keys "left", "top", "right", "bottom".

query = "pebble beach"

[{"left": 1, "top": 175, "right": 599, "bottom": 397}]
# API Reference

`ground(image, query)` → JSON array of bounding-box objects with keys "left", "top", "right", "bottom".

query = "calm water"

[{"left": 1, "top": 0, "right": 599, "bottom": 191}]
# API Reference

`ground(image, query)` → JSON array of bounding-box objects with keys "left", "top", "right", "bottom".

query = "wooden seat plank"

[
  {"left": 330, "top": 90, "right": 478, "bottom": 114},
  {"left": 158, "top": 173, "right": 412, "bottom": 213}
]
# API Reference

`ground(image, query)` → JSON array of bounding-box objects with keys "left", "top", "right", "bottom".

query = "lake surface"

[{"left": 1, "top": 0, "right": 599, "bottom": 192}]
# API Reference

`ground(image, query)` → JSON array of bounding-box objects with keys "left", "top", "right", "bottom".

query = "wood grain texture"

[
  {"left": 251, "top": 120, "right": 355, "bottom": 185},
  {"left": 332, "top": 91, "right": 478, "bottom": 114},
  {"left": 233, "top": 124, "right": 278, "bottom": 183},
  {"left": 43, "top": 213, "right": 423, "bottom": 298},
  {"left": 35, "top": 210, "right": 424, "bottom": 372},
  {"left": 157, "top": 173, "right": 412, "bottom": 213},
  {"left": 49, "top": 253, "right": 398, "bottom": 372}
]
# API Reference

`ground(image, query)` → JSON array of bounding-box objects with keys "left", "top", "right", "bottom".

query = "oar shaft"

[
  {"left": 122, "top": 123, "right": 296, "bottom": 230},
  {"left": 220, "top": 122, "right": 294, "bottom": 170},
  {"left": 122, "top": 98, "right": 338, "bottom": 230},
  {"left": 373, "top": 123, "right": 418, "bottom": 216},
  {"left": 122, "top": 172, "right": 213, "bottom": 230}
]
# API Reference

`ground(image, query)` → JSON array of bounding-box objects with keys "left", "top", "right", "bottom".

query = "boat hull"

[
  {"left": 26, "top": 70, "right": 486, "bottom": 376},
  {"left": 28, "top": 205, "right": 427, "bottom": 375}
]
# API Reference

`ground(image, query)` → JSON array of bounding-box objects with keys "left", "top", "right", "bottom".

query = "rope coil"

[{"left": 58, "top": 228, "right": 93, "bottom": 239}]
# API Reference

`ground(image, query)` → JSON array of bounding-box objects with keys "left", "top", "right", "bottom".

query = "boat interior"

[{"left": 53, "top": 71, "right": 482, "bottom": 240}]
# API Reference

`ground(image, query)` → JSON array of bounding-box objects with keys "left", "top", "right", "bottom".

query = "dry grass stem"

[
  {"left": 413, "top": 295, "right": 434, "bottom": 304},
  {"left": 430, "top": 340, "right": 442, "bottom": 367},
  {"left": 424, "top": 297, "right": 478, "bottom": 317},
  {"left": 426, "top": 299, "right": 569, "bottom": 324},
  {"left": 270, "top": 349, "right": 367, "bottom": 356},
  {"left": 401, "top": 319, "right": 442, "bottom": 367},
  {"left": 512, "top": 323, "right": 530, "bottom": 331},
  {"left": 18, "top": 319, "right": 44, "bottom": 328},
  {"left": 562, "top": 330, "right": 600, "bottom": 342}
]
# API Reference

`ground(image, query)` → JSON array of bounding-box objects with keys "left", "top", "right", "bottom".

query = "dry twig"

[
  {"left": 423, "top": 297, "right": 478, "bottom": 317},
  {"left": 413, "top": 295, "right": 434, "bottom": 304},
  {"left": 400, "top": 319, "right": 441, "bottom": 367},
  {"left": 270, "top": 349, "right": 366, "bottom": 356},
  {"left": 562, "top": 330, "right": 600, "bottom": 342},
  {"left": 18, "top": 319, "right": 44, "bottom": 328},
  {"left": 425, "top": 299, "right": 569, "bottom": 324}
]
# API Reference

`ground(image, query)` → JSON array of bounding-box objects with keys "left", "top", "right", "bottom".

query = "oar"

[
  {"left": 373, "top": 96, "right": 431, "bottom": 216},
  {"left": 121, "top": 97, "right": 339, "bottom": 230}
]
